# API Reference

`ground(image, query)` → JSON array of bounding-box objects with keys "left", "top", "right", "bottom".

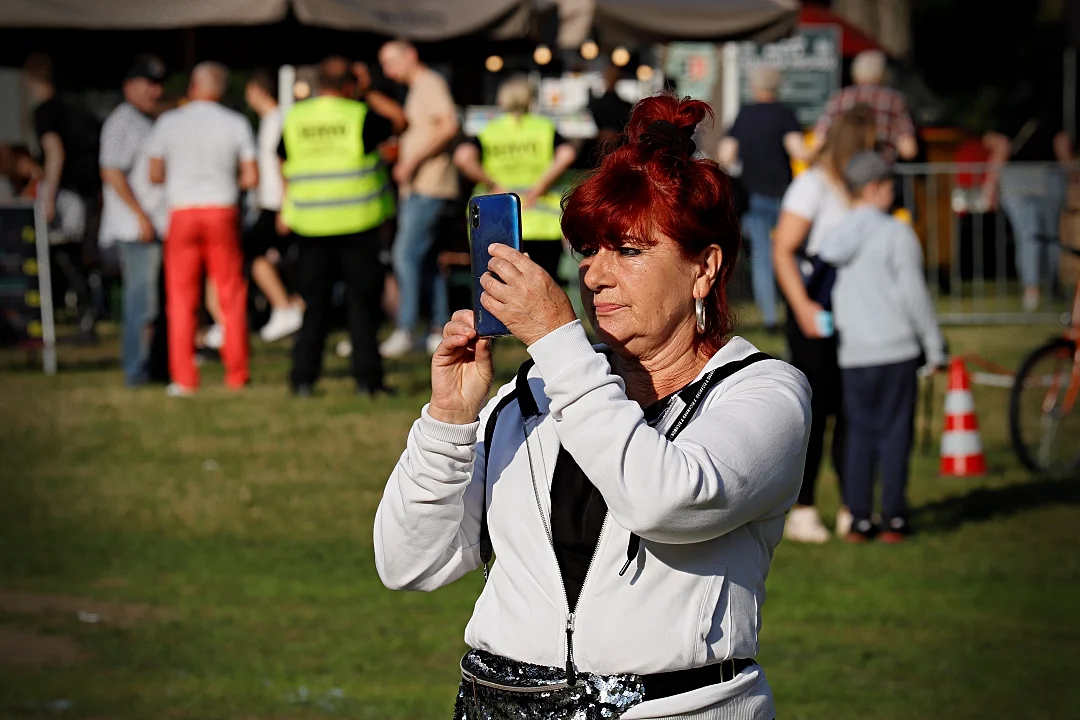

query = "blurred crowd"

[{"left": 2, "top": 44, "right": 1075, "bottom": 541}]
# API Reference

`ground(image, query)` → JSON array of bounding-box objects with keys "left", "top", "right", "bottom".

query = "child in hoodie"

[{"left": 818, "top": 151, "right": 946, "bottom": 543}]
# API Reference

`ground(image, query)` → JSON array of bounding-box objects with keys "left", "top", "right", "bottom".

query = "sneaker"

[
  {"left": 878, "top": 517, "right": 909, "bottom": 544},
  {"left": 1022, "top": 287, "right": 1040, "bottom": 312},
  {"left": 165, "top": 383, "right": 195, "bottom": 398},
  {"left": 835, "top": 507, "right": 854, "bottom": 538},
  {"left": 335, "top": 339, "right": 352, "bottom": 358},
  {"left": 844, "top": 518, "right": 874, "bottom": 543},
  {"left": 426, "top": 332, "right": 443, "bottom": 355},
  {"left": 783, "top": 506, "right": 830, "bottom": 544},
  {"left": 379, "top": 328, "right": 414, "bottom": 359},
  {"left": 203, "top": 324, "right": 224, "bottom": 350},
  {"left": 260, "top": 306, "right": 303, "bottom": 343}
]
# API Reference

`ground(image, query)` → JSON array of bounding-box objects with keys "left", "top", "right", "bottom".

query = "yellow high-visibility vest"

[
  {"left": 281, "top": 96, "right": 389, "bottom": 237},
  {"left": 476, "top": 113, "right": 563, "bottom": 241}
]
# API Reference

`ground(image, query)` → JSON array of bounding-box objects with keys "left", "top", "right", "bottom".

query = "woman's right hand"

[
  {"left": 428, "top": 310, "right": 495, "bottom": 425},
  {"left": 794, "top": 300, "right": 825, "bottom": 339}
]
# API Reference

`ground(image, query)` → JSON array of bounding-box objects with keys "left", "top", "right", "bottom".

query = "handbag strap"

[{"left": 478, "top": 352, "right": 774, "bottom": 580}]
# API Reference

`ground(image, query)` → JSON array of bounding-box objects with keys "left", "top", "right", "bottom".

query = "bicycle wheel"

[{"left": 1009, "top": 338, "right": 1080, "bottom": 477}]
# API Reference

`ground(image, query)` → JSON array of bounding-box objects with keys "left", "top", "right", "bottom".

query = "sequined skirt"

[{"left": 453, "top": 649, "right": 646, "bottom": 720}]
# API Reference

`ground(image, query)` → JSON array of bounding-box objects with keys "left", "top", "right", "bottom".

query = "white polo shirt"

[
  {"left": 98, "top": 102, "right": 167, "bottom": 244},
  {"left": 145, "top": 100, "right": 256, "bottom": 210}
]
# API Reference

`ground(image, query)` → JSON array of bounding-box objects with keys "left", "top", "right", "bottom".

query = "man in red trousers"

[{"left": 147, "top": 62, "right": 257, "bottom": 396}]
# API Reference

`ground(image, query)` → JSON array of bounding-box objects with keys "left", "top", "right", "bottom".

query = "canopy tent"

[
  {"left": 555, "top": 0, "right": 800, "bottom": 48},
  {"left": 0, "top": 0, "right": 531, "bottom": 40}
]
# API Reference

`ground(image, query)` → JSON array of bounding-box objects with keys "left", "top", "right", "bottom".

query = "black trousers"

[
  {"left": 841, "top": 358, "right": 919, "bottom": 523},
  {"left": 290, "top": 228, "right": 384, "bottom": 391},
  {"left": 785, "top": 313, "right": 845, "bottom": 507}
]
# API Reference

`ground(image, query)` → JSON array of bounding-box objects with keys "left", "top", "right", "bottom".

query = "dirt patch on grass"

[
  {"left": 0, "top": 589, "right": 170, "bottom": 626},
  {"left": 0, "top": 626, "right": 88, "bottom": 666}
]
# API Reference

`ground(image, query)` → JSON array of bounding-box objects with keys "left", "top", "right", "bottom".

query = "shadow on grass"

[{"left": 914, "top": 476, "right": 1080, "bottom": 534}]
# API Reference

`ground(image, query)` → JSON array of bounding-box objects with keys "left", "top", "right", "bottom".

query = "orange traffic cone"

[{"left": 940, "top": 358, "right": 987, "bottom": 476}]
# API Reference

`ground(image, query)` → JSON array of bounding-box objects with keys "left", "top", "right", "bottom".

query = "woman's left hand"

[{"left": 480, "top": 243, "right": 577, "bottom": 346}]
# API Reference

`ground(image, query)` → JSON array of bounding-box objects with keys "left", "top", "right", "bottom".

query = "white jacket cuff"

[
  {"left": 527, "top": 320, "right": 597, "bottom": 379},
  {"left": 419, "top": 404, "right": 479, "bottom": 446}
]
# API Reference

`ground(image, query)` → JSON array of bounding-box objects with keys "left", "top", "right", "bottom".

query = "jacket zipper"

[{"left": 522, "top": 419, "right": 608, "bottom": 687}]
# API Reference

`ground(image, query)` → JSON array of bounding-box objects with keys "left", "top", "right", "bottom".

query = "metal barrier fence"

[{"left": 893, "top": 161, "right": 1076, "bottom": 325}]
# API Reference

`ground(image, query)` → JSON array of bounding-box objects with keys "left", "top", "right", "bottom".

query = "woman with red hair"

[{"left": 375, "top": 93, "right": 811, "bottom": 720}]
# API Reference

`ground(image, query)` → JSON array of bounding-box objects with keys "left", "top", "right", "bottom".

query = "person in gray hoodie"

[{"left": 818, "top": 150, "right": 946, "bottom": 543}]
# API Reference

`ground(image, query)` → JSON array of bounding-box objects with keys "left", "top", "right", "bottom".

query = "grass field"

[{"left": 1, "top": 315, "right": 1078, "bottom": 720}]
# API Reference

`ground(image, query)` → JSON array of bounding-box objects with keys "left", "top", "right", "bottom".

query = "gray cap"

[{"left": 844, "top": 150, "right": 892, "bottom": 192}]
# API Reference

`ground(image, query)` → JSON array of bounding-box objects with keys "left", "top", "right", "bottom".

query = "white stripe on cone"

[
  {"left": 941, "top": 430, "right": 984, "bottom": 456},
  {"left": 944, "top": 391, "right": 976, "bottom": 415}
]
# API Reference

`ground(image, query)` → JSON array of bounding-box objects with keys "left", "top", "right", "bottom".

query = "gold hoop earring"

[{"left": 695, "top": 297, "right": 706, "bottom": 333}]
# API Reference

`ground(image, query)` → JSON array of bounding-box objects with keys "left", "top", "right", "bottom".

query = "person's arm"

[
  {"left": 524, "top": 143, "right": 577, "bottom": 206},
  {"left": 526, "top": 321, "right": 811, "bottom": 543},
  {"left": 981, "top": 130, "right": 1011, "bottom": 209},
  {"left": 395, "top": 112, "right": 459, "bottom": 182},
  {"left": 238, "top": 160, "right": 258, "bottom": 191},
  {"left": 773, "top": 210, "right": 821, "bottom": 338},
  {"left": 101, "top": 169, "right": 155, "bottom": 241},
  {"left": 365, "top": 90, "right": 408, "bottom": 135},
  {"left": 236, "top": 118, "right": 259, "bottom": 191},
  {"left": 373, "top": 381, "right": 515, "bottom": 591},
  {"left": 149, "top": 158, "right": 165, "bottom": 185},
  {"left": 452, "top": 141, "right": 500, "bottom": 190},
  {"left": 893, "top": 225, "right": 946, "bottom": 369},
  {"left": 39, "top": 132, "right": 64, "bottom": 222},
  {"left": 782, "top": 132, "right": 812, "bottom": 163},
  {"left": 718, "top": 137, "right": 739, "bottom": 166},
  {"left": 891, "top": 93, "right": 919, "bottom": 161}
]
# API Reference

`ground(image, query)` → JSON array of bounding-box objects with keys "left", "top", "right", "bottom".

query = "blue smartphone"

[{"left": 469, "top": 193, "right": 523, "bottom": 338}]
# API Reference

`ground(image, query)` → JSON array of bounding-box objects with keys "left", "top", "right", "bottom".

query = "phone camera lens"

[{"left": 470, "top": 205, "right": 480, "bottom": 228}]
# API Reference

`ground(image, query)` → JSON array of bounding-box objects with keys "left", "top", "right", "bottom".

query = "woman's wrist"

[{"left": 427, "top": 403, "right": 478, "bottom": 426}]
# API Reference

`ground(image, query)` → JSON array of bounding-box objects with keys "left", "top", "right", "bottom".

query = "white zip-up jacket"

[{"left": 375, "top": 322, "right": 811, "bottom": 719}]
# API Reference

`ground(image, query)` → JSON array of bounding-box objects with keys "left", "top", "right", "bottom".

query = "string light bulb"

[
  {"left": 611, "top": 46, "right": 631, "bottom": 67},
  {"left": 485, "top": 55, "right": 504, "bottom": 73},
  {"left": 533, "top": 44, "right": 552, "bottom": 66},
  {"left": 636, "top": 65, "right": 654, "bottom": 82},
  {"left": 580, "top": 40, "right": 599, "bottom": 61}
]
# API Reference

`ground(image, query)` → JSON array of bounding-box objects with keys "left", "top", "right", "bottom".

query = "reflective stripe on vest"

[
  {"left": 281, "top": 96, "right": 389, "bottom": 237},
  {"left": 477, "top": 113, "right": 563, "bottom": 241}
]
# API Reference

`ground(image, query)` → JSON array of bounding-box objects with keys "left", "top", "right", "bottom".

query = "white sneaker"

[
  {"left": 1022, "top": 288, "right": 1040, "bottom": 312},
  {"left": 165, "top": 383, "right": 195, "bottom": 398},
  {"left": 260, "top": 306, "right": 304, "bottom": 343},
  {"left": 835, "top": 507, "right": 854, "bottom": 538},
  {"left": 784, "top": 506, "right": 830, "bottom": 544},
  {"left": 379, "top": 328, "right": 414, "bottom": 359},
  {"left": 426, "top": 332, "right": 443, "bottom": 355},
  {"left": 335, "top": 339, "right": 352, "bottom": 358},
  {"left": 203, "top": 324, "right": 224, "bottom": 350}
]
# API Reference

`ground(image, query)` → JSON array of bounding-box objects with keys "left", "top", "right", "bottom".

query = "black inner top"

[{"left": 549, "top": 393, "right": 676, "bottom": 612}]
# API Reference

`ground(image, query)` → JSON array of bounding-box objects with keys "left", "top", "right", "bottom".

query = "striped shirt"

[{"left": 813, "top": 84, "right": 915, "bottom": 162}]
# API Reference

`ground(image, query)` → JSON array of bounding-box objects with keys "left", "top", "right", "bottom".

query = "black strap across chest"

[{"left": 478, "top": 352, "right": 773, "bottom": 578}]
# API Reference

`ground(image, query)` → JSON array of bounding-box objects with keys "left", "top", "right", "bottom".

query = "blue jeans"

[
  {"left": 743, "top": 193, "right": 782, "bottom": 327},
  {"left": 999, "top": 167, "right": 1067, "bottom": 289},
  {"left": 118, "top": 241, "right": 162, "bottom": 386},
  {"left": 392, "top": 193, "right": 449, "bottom": 332}
]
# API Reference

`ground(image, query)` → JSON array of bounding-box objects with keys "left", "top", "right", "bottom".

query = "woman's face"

[{"left": 577, "top": 234, "right": 720, "bottom": 361}]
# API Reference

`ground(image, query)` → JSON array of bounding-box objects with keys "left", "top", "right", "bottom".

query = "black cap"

[{"left": 126, "top": 54, "right": 166, "bottom": 83}]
